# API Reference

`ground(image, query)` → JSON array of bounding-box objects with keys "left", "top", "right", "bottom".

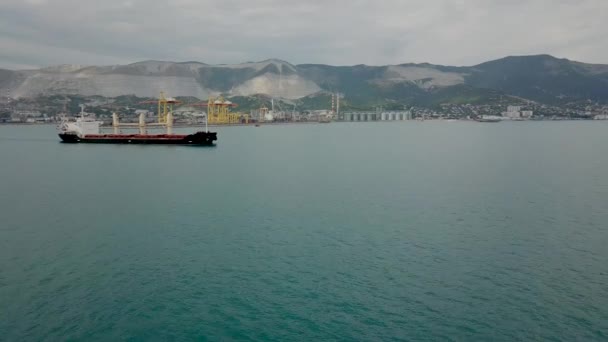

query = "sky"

[{"left": 0, "top": 0, "right": 607, "bottom": 69}]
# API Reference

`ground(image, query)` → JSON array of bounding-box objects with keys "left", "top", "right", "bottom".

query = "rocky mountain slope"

[{"left": 1, "top": 55, "right": 607, "bottom": 106}]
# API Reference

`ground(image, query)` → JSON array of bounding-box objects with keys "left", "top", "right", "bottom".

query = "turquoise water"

[{"left": 1, "top": 122, "right": 607, "bottom": 341}]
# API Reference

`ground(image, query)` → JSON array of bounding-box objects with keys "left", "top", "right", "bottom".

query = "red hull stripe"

[{"left": 83, "top": 134, "right": 188, "bottom": 139}]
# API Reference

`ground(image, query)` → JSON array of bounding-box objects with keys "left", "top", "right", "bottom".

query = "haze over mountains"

[{"left": 1, "top": 55, "right": 607, "bottom": 107}]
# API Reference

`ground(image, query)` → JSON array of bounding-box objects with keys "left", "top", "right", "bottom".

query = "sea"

[{"left": 0, "top": 122, "right": 607, "bottom": 341}]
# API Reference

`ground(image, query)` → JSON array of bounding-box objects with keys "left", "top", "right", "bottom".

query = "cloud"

[{"left": 0, "top": 0, "right": 607, "bottom": 69}]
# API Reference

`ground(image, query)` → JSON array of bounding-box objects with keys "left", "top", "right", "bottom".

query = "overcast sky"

[{"left": 0, "top": 0, "right": 607, "bottom": 69}]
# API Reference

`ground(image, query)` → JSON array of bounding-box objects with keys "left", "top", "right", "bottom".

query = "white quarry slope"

[
  {"left": 2, "top": 59, "right": 467, "bottom": 99},
  {"left": 40, "top": 64, "right": 88, "bottom": 73},
  {"left": 213, "top": 59, "right": 296, "bottom": 72},
  {"left": 4, "top": 59, "right": 311, "bottom": 99},
  {"left": 12, "top": 72, "right": 212, "bottom": 98},
  {"left": 230, "top": 73, "right": 320, "bottom": 98},
  {"left": 378, "top": 66, "right": 465, "bottom": 89}
]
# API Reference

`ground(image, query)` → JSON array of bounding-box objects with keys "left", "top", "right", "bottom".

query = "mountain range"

[{"left": 1, "top": 55, "right": 607, "bottom": 108}]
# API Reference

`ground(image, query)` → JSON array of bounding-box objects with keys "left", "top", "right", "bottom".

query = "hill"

[{"left": 1, "top": 55, "right": 607, "bottom": 109}]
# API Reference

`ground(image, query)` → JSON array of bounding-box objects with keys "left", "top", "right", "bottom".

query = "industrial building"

[
  {"left": 503, "top": 106, "right": 533, "bottom": 119},
  {"left": 342, "top": 110, "right": 412, "bottom": 122}
]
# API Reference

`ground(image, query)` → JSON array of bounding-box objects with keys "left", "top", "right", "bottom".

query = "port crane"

[
  {"left": 139, "top": 91, "right": 182, "bottom": 124},
  {"left": 191, "top": 97, "right": 249, "bottom": 124}
]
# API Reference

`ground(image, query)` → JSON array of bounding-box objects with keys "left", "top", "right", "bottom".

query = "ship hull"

[
  {"left": 475, "top": 118, "right": 501, "bottom": 123},
  {"left": 59, "top": 131, "right": 217, "bottom": 145}
]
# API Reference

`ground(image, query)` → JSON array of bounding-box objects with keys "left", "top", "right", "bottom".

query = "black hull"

[{"left": 59, "top": 131, "right": 217, "bottom": 145}]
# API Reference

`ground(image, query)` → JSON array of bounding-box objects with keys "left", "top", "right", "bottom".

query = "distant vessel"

[
  {"left": 58, "top": 95, "right": 217, "bottom": 145},
  {"left": 475, "top": 115, "right": 502, "bottom": 123}
]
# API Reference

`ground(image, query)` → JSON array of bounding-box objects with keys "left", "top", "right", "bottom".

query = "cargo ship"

[
  {"left": 58, "top": 93, "right": 217, "bottom": 145},
  {"left": 58, "top": 128, "right": 217, "bottom": 145}
]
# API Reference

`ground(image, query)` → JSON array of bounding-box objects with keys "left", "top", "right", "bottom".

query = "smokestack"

[{"left": 336, "top": 93, "right": 340, "bottom": 117}]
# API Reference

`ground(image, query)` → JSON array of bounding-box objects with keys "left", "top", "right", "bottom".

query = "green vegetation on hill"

[
  {"left": 466, "top": 55, "right": 608, "bottom": 104},
  {"left": 196, "top": 68, "right": 254, "bottom": 92},
  {"left": 298, "top": 55, "right": 608, "bottom": 106}
]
